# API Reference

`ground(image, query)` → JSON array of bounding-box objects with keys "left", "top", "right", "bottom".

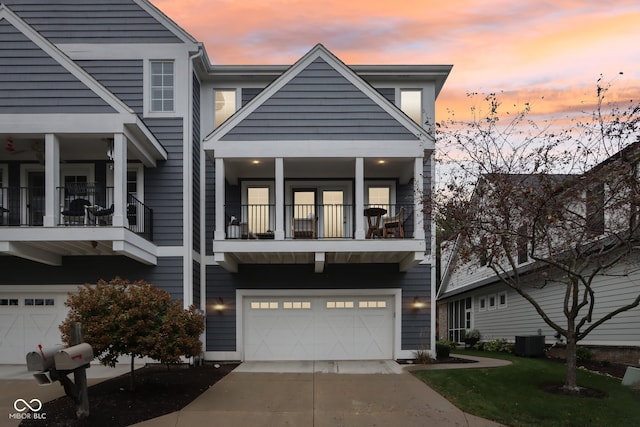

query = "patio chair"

[
  {"left": 382, "top": 207, "right": 405, "bottom": 238},
  {"left": 91, "top": 204, "right": 114, "bottom": 225},
  {"left": 62, "top": 199, "right": 91, "bottom": 225}
]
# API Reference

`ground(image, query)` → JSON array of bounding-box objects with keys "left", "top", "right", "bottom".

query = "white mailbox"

[
  {"left": 26, "top": 347, "right": 59, "bottom": 372},
  {"left": 54, "top": 343, "right": 94, "bottom": 370}
]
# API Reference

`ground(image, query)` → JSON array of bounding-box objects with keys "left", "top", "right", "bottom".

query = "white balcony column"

[
  {"left": 274, "top": 158, "right": 285, "bottom": 240},
  {"left": 214, "top": 158, "right": 226, "bottom": 240},
  {"left": 43, "top": 134, "right": 60, "bottom": 227},
  {"left": 414, "top": 157, "right": 426, "bottom": 240},
  {"left": 112, "top": 133, "right": 128, "bottom": 227},
  {"left": 355, "top": 157, "right": 365, "bottom": 239}
]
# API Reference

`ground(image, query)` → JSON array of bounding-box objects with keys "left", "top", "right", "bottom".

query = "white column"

[
  {"left": 355, "top": 157, "right": 365, "bottom": 239},
  {"left": 274, "top": 158, "right": 285, "bottom": 240},
  {"left": 414, "top": 157, "right": 425, "bottom": 240},
  {"left": 43, "top": 134, "right": 60, "bottom": 227},
  {"left": 112, "top": 133, "right": 127, "bottom": 227},
  {"left": 214, "top": 158, "right": 226, "bottom": 240}
]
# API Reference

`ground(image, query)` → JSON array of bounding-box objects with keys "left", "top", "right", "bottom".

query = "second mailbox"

[{"left": 54, "top": 343, "right": 94, "bottom": 370}]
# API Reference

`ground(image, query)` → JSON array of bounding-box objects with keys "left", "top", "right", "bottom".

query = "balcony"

[
  {"left": 214, "top": 202, "right": 426, "bottom": 273},
  {"left": 0, "top": 184, "right": 155, "bottom": 266}
]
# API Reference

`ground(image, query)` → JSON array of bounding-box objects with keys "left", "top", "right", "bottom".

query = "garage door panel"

[
  {"left": 0, "top": 293, "right": 68, "bottom": 364},
  {"left": 244, "top": 295, "right": 393, "bottom": 361}
]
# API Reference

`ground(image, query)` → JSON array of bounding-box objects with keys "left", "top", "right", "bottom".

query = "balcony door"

[{"left": 291, "top": 185, "right": 349, "bottom": 239}]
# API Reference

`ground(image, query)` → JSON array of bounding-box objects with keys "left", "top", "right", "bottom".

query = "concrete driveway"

[{"left": 133, "top": 360, "right": 505, "bottom": 427}]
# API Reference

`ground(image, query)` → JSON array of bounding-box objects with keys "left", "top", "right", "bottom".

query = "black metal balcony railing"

[
  {"left": 0, "top": 186, "right": 153, "bottom": 241},
  {"left": 224, "top": 203, "right": 414, "bottom": 240}
]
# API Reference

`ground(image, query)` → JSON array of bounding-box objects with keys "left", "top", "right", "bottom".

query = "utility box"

[
  {"left": 54, "top": 343, "right": 94, "bottom": 370},
  {"left": 515, "top": 335, "right": 545, "bottom": 357}
]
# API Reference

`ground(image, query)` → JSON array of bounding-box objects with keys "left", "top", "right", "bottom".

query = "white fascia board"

[
  {"left": 58, "top": 43, "right": 197, "bottom": 60},
  {"left": 205, "top": 140, "right": 425, "bottom": 159},
  {"left": 204, "top": 44, "right": 432, "bottom": 145},
  {"left": 112, "top": 240, "right": 157, "bottom": 265},
  {"left": 0, "top": 241, "right": 61, "bottom": 266},
  {"left": 0, "top": 114, "right": 129, "bottom": 133},
  {"left": 124, "top": 121, "right": 168, "bottom": 166},
  {"left": 0, "top": 7, "right": 135, "bottom": 116},
  {"left": 213, "top": 239, "right": 425, "bottom": 254}
]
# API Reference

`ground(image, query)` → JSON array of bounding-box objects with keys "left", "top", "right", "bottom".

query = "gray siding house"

[{"left": 0, "top": 0, "right": 451, "bottom": 363}]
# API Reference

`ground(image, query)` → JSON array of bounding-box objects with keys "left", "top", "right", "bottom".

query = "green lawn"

[{"left": 413, "top": 350, "right": 640, "bottom": 427}]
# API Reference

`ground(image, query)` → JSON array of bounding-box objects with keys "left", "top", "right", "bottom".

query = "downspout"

[{"left": 184, "top": 45, "right": 204, "bottom": 311}]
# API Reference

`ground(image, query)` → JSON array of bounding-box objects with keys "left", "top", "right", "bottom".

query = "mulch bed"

[{"left": 20, "top": 362, "right": 238, "bottom": 427}]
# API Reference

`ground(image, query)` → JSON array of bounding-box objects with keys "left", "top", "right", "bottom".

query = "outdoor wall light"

[
  {"left": 412, "top": 297, "right": 426, "bottom": 310},
  {"left": 213, "top": 298, "right": 226, "bottom": 312}
]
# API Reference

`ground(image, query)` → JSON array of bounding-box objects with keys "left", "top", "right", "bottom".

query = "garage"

[
  {"left": 0, "top": 292, "right": 69, "bottom": 364},
  {"left": 243, "top": 295, "right": 394, "bottom": 361}
]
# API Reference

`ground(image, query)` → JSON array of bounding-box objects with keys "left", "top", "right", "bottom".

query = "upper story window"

[
  {"left": 215, "top": 89, "right": 237, "bottom": 128},
  {"left": 150, "top": 61, "right": 174, "bottom": 112},
  {"left": 368, "top": 186, "right": 390, "bottom": 208},
  {"left": 400, "top": 89, "right": 422, "bottom": 124}
]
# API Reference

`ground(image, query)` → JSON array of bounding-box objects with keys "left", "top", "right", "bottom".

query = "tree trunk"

[
  {"left": 564, "top": 335, "right": 579, "bottom": 392},
  {"left": 129, "top": 355, "right": 135, "bottom": 392}
]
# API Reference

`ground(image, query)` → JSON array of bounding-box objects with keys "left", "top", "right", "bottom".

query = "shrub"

[
  {"left": 60, "top": 278, "right": 205, "bottom": 390},
  {"left": 436, "top": 340, "right": 457, "bottom": 359},
  {"left": 482, "top": 339, "right": 514, "bottom": 353},
  {"left": 576, "top": 346, "right": 593, "bottom": 363},
  {"left": 413, "top": 349, "right": 434, "bottom": 364},
  {"left": 465, "top": 329, "right": 481, "bottom": 340}
]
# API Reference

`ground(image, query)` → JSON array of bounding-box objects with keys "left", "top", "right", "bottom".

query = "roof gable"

[
  {"left": 208, "top": 44, "right": 430, "bottom": 143},
  {"left": 1, "top": 0, "right": 187, "bottom": 44},
  {"left": 0, "top": 6, "right": 134, "bottom": 114}
]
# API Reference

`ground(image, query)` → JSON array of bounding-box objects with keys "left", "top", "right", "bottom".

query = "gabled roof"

[
  {"left": 205, "top": 44, "right": 432, "bottom": 144},
  {"left": 0, "top": 4, "right": 167, "bottom": 165},
  {"left": 1, "top": 0, "right": 197, "bottom": 45}
]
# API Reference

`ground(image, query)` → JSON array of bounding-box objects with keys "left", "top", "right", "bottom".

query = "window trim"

[
  {"left": 498, "top": 291, "right": 507, "bottom": 309},
  {"left": 144, "top": 59, "right": 176, "bottom": 117},
  {"left": 213, "top": 88, "right": 238, "bottom": 128},
  {"left": 478, "top": 296, "right": 487, "bottom": 312}
]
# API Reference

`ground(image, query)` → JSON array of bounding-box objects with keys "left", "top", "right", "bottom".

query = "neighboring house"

[
  {"left": 0, "top": 1, "right": 451, "bottom": 363},
  {"left": 438, "top": 148, "right": 640, "bottom": 363}
]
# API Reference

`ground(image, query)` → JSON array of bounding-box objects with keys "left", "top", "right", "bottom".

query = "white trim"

[
  {"left": 0, "top": 284, "right": 81, "bottom": 294},
  {"left": 206, "top": 139, "right": 425, "bottom": 159},
  {"left": 144, "top": 59, "right": 177, "bottom": 117},
  {"left": 235, "top": 288, "right": 402, "bottom": 361},
  {"left": 156, "top": 246, "right": 187, "bottom": 257},
  {"left": 497, "top": 291, "right": 507, "bottom": 309}
]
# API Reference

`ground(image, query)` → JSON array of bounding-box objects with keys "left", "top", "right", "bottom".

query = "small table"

[{"left": 364, "top": 207, "right": 387, "bottom": 239}]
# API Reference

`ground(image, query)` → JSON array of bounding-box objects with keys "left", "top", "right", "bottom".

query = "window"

[
  {"left": 478, "top": 296, "right": 486, "bottom": 312},
  {"left": 498, "top": 292, "right": 507, "bottom": 308},
  {"left": 326, "top": 301, "right": 354, "bottom": 309},
  {"left": 0, "top": 299, "right": 18, "bottom": 306},
  {"left": 358, "top": 301, "right": 387, "bottom": 308},
  {"left": 368, "top": 187, "right": 389, "bottom": 208},
  {"left": 214, "top": 90, "right": 236, "bottom": 128},
  {"left": 517, "top": 225, "right": 528, "bottom": 264},
  {"left": 150, "top": 61, "right": 174, "bottom": 112},
  {"left": 247, "top": 187, "right": 270, "bottom": 234},
  {"left": 400, "top": 89, "right": 422, "bottom": 124},
  {"left": 488, "top": 295, "right": 496, "bottom": 310},
  {"left": 250, "top": 301, "right": 279, "bottom": 309},
  {"left": 448, "top": 297, "right": 472, "bottom": 342},
  {"left": 283, "top": 301, "right": 311, "bottom": 309}
]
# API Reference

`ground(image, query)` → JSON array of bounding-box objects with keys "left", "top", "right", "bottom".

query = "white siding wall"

[{"left": 467, "top": 258, "right": 640, "bottom": 345}]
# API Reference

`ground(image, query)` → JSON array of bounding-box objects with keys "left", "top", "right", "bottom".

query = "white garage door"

[
  {"left": 244, "top": 295, "right": 393, "bottom": 361},
  {"left": 0, "top": 293, "right": 68, "bottom": 364}
]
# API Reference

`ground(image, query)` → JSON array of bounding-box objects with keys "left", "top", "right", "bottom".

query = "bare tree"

[{"left": 436, "top": 79, "right": 640, "bottom": 392}]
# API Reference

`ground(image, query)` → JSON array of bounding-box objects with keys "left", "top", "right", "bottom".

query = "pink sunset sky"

[{"left": 152, "top": 0, "right": 640, "bottom": 122}]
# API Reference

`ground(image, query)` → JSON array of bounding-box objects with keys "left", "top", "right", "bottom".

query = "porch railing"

[
  {"left": 0, "top": 186, "right": 153, "bottom": 241},
  {"left": 224, "top": 203, "right": 414, "bottom": 239}
]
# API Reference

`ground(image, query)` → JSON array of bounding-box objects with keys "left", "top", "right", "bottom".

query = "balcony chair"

[
  {"left": 91, "top": 204, "right": 114, "bottom": 225},
  {"left": 61, "top": 199, "right": 91, "bottom": 225},
  {"left": 292, "top": 216, "right": 316, "bottom": 239},
  {"left": 382, "top": 207, "right": 405, "bottom": 238}
]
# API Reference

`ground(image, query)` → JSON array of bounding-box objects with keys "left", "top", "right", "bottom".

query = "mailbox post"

[{"left": 25, "top": 323, "right": 92, "bottom": 419}]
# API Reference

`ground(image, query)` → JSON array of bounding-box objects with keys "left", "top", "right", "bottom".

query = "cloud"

[{"left": 151, "top": 0, "right": 640, "bottom": 120}]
